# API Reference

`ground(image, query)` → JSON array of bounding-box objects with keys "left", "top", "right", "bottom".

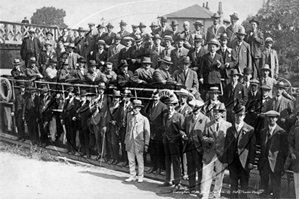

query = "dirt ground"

[{"left": 0, "top": 152, "right": 197, "bottom": 199}]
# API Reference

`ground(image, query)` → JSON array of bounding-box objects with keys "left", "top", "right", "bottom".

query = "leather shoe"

[
  {"left": 146, "top": 167, "right": 156, "bottom": 174},
  {"left": 125, "top": 177, "right": 136, "bottom": 182},
  {"left": 156, "top": 168, "right": 162, "bottom": 175},
  {"left": 159, "top": 182, "right": 172, "bottom": 187}
]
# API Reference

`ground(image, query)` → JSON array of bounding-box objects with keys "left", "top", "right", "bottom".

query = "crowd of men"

[{"left": 11, "top": 12, "right": 299, "bottom": 199}]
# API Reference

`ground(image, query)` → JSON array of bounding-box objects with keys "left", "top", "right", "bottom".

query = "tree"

[
  {"left": 31, "top": 6, "right": 68, "bottom": 28},
  {"left": 242, "top": 0, "right": 299, "bottom": 76}
]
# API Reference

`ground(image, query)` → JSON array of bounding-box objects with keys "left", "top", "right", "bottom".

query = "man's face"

[
  {"left": 151, "top": 26, "right": 157, "bottom": 32},
  {"left": 263, "top": 70, "right": 269, "bottom": 77},
  {"left": 113, "top": 97, "right": 120, "bottom": 104},
  {"left": 106, "top": 65, "right": 113, "bottom": 73},
  {"left": 165, "top": 40, "right": 171, "bottom": 47},
  {"left": 167, "top": 103, "right": 175, "bottom": 112},
  {"left": 98, "top": 27, "right": 104, "bottom": 33},
  {"left": 268, "top": 116, "right": 278, "bottom": 126},
  {"left": 161, "top": 62, "right": 170, "bottom": 71},
  {"left": 220, "top": 39, "right": 227, "bottom": 47},
  {"left": 98, "top": 89, "right": 104, "bottom": 95},
  {"left": 68, "top": 92, "right": 75, "bottom": 98},
  {"left": 20, "top": 88, "right": 25, "bottom": 94},
  {"left": 177, "top": 40, "right": 184, "bottom": 48},
  {"left": 179, "top": 95, "right": 187, "bottom": 105},
  {"left": 276, "top": 87, "right": 284, "bottom": 96},
  {"left": 132, "top": 26, "right": 138, "bottom": 32},
  {"left": 31, "top": 62, "right": 36, "bottom": 68},
  {"left": 153, "top": 94, "right": 160, "bottom": 103},
  {"left": 133, "top": 106, "right": 141, "bottom": 115},
  {"left": 46, "top": 34, "right": 52, "bottom": 40},
  {"left": 46, "top": 45, "right": 51, "bottom": 51},
  {"left": 90, "top": 66, "right": 96, "bottom": 73},
  {"left": 79, "top": 31, "right": 85, "bottom": 37},
  {"left": 195, "top": 40, "right": 201, "bottom": 48},
  {"left": 29, "top": 32, "right": 35, "bottom": 37},
  {"left": 78, "top": 64, "right": 84, "bottom": 70},
  {"left": 121, "top": 66, "right": 128, "bottom": 74},
  {"left": 182, "top": 63, "right": 189, "bottom": 71},
  {"left": 183, "top": 24, "right": 189, "bottom": 31},
  {"left": 251, "top": 85, "right": 258, "bottom": 92},
  {"left": 231, "top": 18, "right": 238, "bottom": 25},
  {"left": 154, "top": 39, "right": 161, "bottom": 46},
  {"left": 266, "top": 42, "right": 272, "bottom": 48},
  {"left": 172, "top": 25, "right": 178, "bottom": 32},
  {"left": 262, "top": 89, "right": 269, "bottom": 97},
  {"left": 81, "top": 95, "right": 87, "bottom": 101},
  {"left": 125, "top": 40, "right": 132, "bottom": 47},
  {"left": 143, "top": 63, "right": 151, "bottom": 70},
  {"left": 123, "top": 96, "right": 130, "bottom": 102},
  {"left": 213, "top": 18, "right": 219, "bottom": 25},
  {"left": 235, "top": 113, "right": 245, "bottom": 124},
  {"left": 251, "top": 22, "right": 258, "bottom": 30},
  {"left": 139, "top": 27, "right": 145, "bottom": 33},
  {"left": 244, "top": 74, "right": 252, "bottom": 82},
  {"left": 208, "top": 44, "right": 217, "bottom": 53},
  {"left": 67, "top": 47, "right": 74, "bottom": 53},
  {"left": 51, "top": 63, "right": 57, "bottom": 69},
  {"left": 210, "top": 92, "right": 219, "bottom": 101},
  {"left": 161, "top": 21, "right": 166, "bottom": 27},
  {"left": 146, "top": 38, "right": 153, "bottom": 45},
  {"left": 237, "top": 34, "right": 245, "bottom": 41},
  {"left": 98, "top": 44, "right": 104, "bottom": 51},
  {"left": 231, "top": 75, "right": 239, "bottom": 83},
  {"left": 107, "top": 27, "right": 113, "bottom": 33},
  {"left": 194, "top": 25, "right": 201, "bottom": 31},
  {"left": 213, "top": 109, "right": 222, "bottom": 121},
  {"left": 115, "top": 39, "right": 121, "bottom": 45},
  {"left": 120, "top": 25, "right": 126, "bottom": 31}
]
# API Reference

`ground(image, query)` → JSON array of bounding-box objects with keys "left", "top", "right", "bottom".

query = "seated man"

[
  {"left": 117, "top": 60, "right": 135, "bottom": 88},
  {"left": 86, "top": 60, "right": 107, "bottom": 84},
  {"left": 173, "top": 56, "right": 200, "bottom": 99},
  {"left": 58, "top": 61, "right": 72, "bottom": 82},
  {"left": 134, "top": 57, "right": 155, "bottom": 84},
  {"left": 72, "top": 58, "right": 88, "bottom": 81},
  {"left": 102, "top": 62, "right": 117, "bottom": 85},
  {"left": 44, "top": 58, "right": 58, "bottom": 81},
  {"left": 152, "top": 56, "right": 175, "bottom": 84},
  {"left": 11, "top": 59, "right": 26, "bottom": 80},
  {"left": 25, "top": 57, "right": 43, "bottom": 79}
]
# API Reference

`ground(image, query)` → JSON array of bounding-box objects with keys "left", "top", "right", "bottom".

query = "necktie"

[
  {"left": 266, "top": 130, "right": 271, "bottom": 144},
  {"left": 214, "top": 27, "right": 217, "bottom": 33},
  {"left": 216, "top": 122, "right": 219, "bottom": 133}
]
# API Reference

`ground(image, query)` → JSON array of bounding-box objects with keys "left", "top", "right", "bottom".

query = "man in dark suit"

[
  {"left": 226, "top": 12, "right": 245, "bottom": 48},
  {"left": 108, "top": 34, "right": 125, "bottom": 71},
  {"left": 245, "top": 18, "right": 264, "bottom": 79},
  {"left": 187, "top": 35, "right": 208, "bottom": 72},
  {"left": 118, "top": 36, "right": 134, "bottom": 70},
  {"left": 14, "top": 85, "right": 26, "bottom": 141},
  {"left": 191, "top": 20, "right": 206, "bottom": 46},
  {"left": 93, "top": 40, "right": 108, "bottom": 70},
  {"left": 134, "top": 57, "right": 155, "bottom": 84},
  {"left": 170, "top": 34, "right": 189, "bottom": 74},
  {"left": 72, "top": 58, "right": 87, "bottom": 81},
  {"left": 128, "top": 35, "right": 145, "bottom": 72},
  {"left": 223, "top": 69, "right": 248, "bottom": 123},
  {"left": 170, "top": 20, "right": 180, "bottom": 42},
  {"left": 152, "top": 56, "right": 175, "bottom": 84},
  {"left": 199, "top": 39, "right": 224, "bottom": 100},
  {"left": 83, "top": 23, "right": 96, "bottom": 60},
  {"left": 206, "top": 13, "right": 226, "bottom": 43},
  {"left": 117, "top": 60, "right": 135, "bottom": 88},
  {"left": 232, "top": 29, "right": 252, "bottom": 75},
  {"left": 144, "top": 91, "right": 168, "bottom": 174},
  {"left": 61, "top": 87, "right": 79, "bottom": 155},
  {"left": 154, "top": 16, "right": 173, "bottom": 40},
  {"left": 184, "top": 100, "right": 210, "bottom": 194},
  {"left": 173, "top": 56, "right": 200, "bottom": 99},
  {"left": 118, "top": 20, "right": 131, "bottom": 46},
  {"left": 242, "top": 68, "right": 253, "bottom": 92},
  {"left": 161, "top": 35, "right": 175, "bottom": 58},
  {"left": 258, "top": 110, "right": 288, "bottom": 198},
  {"left": 11, "top": 59, "right": 26, "bottom": 81},
  {"left": 217, "top": 33, "right": 237, "bottom": 85},
  {"left": 104, "top": 23, "right": 116, "bottom": 47},
  {"left": 20, "top": 27, "right": 42, "bottom": 67},
  {"left": 223, "top": 104, "right": 256, "bottom": 199},
  {"left": 74, "top": 27, "right": 86, "bottom": 56},
  {"left": 147, "top": 34, "right": 164, "bottom": 69},
  {"left": 94, "top": 24, "right": 106, "bottom": 50},
  {"left": 57, "top": 28, "right": 73, "bottom": 43}
]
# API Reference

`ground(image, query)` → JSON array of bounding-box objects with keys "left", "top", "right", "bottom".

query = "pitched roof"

[{"left": 164, "top": 4, "right": 214, "bottom": 19}]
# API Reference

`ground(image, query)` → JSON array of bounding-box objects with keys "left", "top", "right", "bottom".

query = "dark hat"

[
  {"left": 139, "top": 22, "right": 146, "bottom": 28},
  {"left": 163, "top": 35, "right": 173, "bottom": 42},
  {"left": 28, "top": 88, "right": 37, "bottom": 93},
  {"left": 233, "top": 104, "right": 246, "bottom": 115},
  {"left": 182, "top": 56, "right": 191, "bottom": 64},
  {"left": 150, "top": 22, "right": 158, "bottom": 27},
  {"left": 144, "top": 33, "right": 153, "bottom": 40},
  {"left": 13, "top": 59, "right": 21, "bottom": 66},
  {"left": 141, "top": 57, "right": 152, "bottom": 64},
  {"left": 260, "top": 64, "right": 271, "bottom": 72},
  {"left": 98, "top": 82, "right": 106, "bottom": 90},
  {"left": 132, "top": 99, "right": 144, "bottom": 107},
  {"left": 77, "top": 27, "right": 84, "bottom": 32},
  {"left": 29, "top": 57, "right": 37, "bottom": 63},
  {"left": 115, "top": 34, "right": 122, "bottom": 40},
  {"left": 175, "top": 34, "right": 185, "bottom": 41},
  {"left": 20, "top": 85, "right": 25, "bottom": 89},
  {"left": 88, "top": 60, "right": 98, "bottom": 67},
  {"left": 208, "top": 86, "right": 221, "bottom": 94},
  {"left": 46, "top": 31, "right": 53, "bottom": 36},
  {"left": 119, "top": 20, "right": 127, "bottom": 26},
  {"left": 260, "top": 84, "right": 271, "bottom": 90},
  {"left": 193, "top": 20, "right": 203, "bottom": 26},
  {"left": 164, "top": 93, "right": 178, "bottom": 104},
  {"left": 106, "top": 23, "right": 114, "bottom": 28},
  {"left": 49, "top": 58, "right": 58, "bottom": 64},
  {"left": 243, "top": 67, "right": 253, "bottom": 75},
  {"left": 161, "top": 16, "right": 168, "bottom": 22},
  {"left": 275, "top": 81, "right": 289, "bottom": 89},
  {"left": 264, "top": 110, "right": 280, "bottom": 117},
  {"left": 207, "top": 38, "right": 220, "bottom": 47},
  {"left": 219, "top": 33, "right": 228, "bottom": 41},
  {"left": 236, "top": 28, "right": 247, "bottom": 35},
  {"left": 250, "top": 79, "right": 260, "bottom": 86},
  {"left": 78, "top": 57, "right": 87, "bottom": 63},
  {"left": 66, "top": 87, "right": 75, "bottom": 93},
  {"left": 171, "top": 20, "right": 179, "bottom": 26},
  {"left": 194, "top": 34, "right": 203, "bottom": 42},
  {"left": 97, "top": 40, "right": 106, "bottom": 46},
  {"left": 120, "top": 59, "right": 129, "bottom": 67},
  {"left": 132, "top": 24, "right": 138, "bottom": 28},
  {"left": 159, "top": 56, "right": 173, "bottom": 65},
  {"left": 230, "top": 69, "right": 242, "bottom": 76},
  {"left": 88, "top": 22, "right": 95, "bottom": 27},
  {"left": 265, "top": 37, "right": 274, "bottom": 43},
  {"left": 135, "top": 34, "right": 143, "bottom": 43},
  {"left": 39, "top": 87, "right": 49, "bottom": 93},
  {"left": 249, "top": 18, "right": 260, "bottom": 26},
  {"left": 230, "top": 12, "right": 239, "bottom": 20},
  {"left": 211, "top": 13, "right": 220, "bottom": 19},
  {"left": 96, "top": 24, "right": 105, "bottom": 29},
  {"left": 123, "top": 36, "right": 134, "bottom": 41},
  {"left": 153, "top": 34, "right": 162, "bottom": 40}
]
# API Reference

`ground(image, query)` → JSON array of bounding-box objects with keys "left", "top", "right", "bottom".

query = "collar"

[
  {"left": 276, "top": 95, "right": 282, "bottom": 101},
  {"left": 252, "top": 90, "right": 258, "bottom": 96},
  {"left": 221, "top": 47, "right": 227, "bottom": 52},
  {"left": 232, "top": 82, "right": 238, "bottom": 88},
  {"left": 268, "top": 124, "right": 277, "bottom": 136},
  {"left": 210, "top": 52, "right": 216, "bottom": 57},
  {"left": 235, "top": 122, "right": 244, "bottom": 132}
]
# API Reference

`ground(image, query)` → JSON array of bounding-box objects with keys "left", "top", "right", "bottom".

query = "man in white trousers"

[
  {"left": 124, "top": 100, "right": 150, "bottom": 183},
  {"left": 201, "top": 103, "right": 232, "bottom": 199}
]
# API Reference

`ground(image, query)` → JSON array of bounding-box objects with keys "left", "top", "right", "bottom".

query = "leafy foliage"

[
  {"left": 31, "top": 6, "right": 68, "bottom": 28},
  {"left": 242, "top": 0, "right": 299, "bottom": 75}
]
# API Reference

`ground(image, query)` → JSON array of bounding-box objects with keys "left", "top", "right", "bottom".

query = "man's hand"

[
  {"left": 248, "top": 163, "right": 254, "bottom": 170},
  {"left": 216, "top": 60, "right": 221, "bottom": 68},
  {"left": 111, "top": 120, "right": 116, "bottom": 125},
  {"left": 145, "top": 145, "right": 148, "bottom": 153},
  {"left": 291, "top": 153, "right": 297, "bottom": 160},
  {"left": 225, "top": 63, "right": 230, "bottom": 68},
  {"left": 223, "top": 163, "right": 228, "bottom": 169},
  {"left": 199, "top": 78, "right": 204, "bottom": 84},
  {"left": 72, "top": 116, "right": 76, "bottom": 121}
]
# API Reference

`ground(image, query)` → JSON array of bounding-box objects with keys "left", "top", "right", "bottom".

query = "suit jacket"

[
  {"left": 77, "top": 100, "right": 91, "bottom": 130},
  {"left": 20, "top": 36, "right": 42, "bottom": 60},
  {"left": 118, "top": 46, "right": 134, "bottom": 68},
  {"left": 108, "top": 43, "right": 125, "bottom": 70},
  {"left": 173, "top": 68, "right": 199, "bottom": 92},
  {"left": 117, "top": 71, "right": 135, "bottom": 88},
  {"left": 201, "top": 100, "right": 225, "bottom": 121},
  {"left": 11, "top": 67, "right": 26, "bottom": 79},
  {"left": 95, "top": 50, "right": 108, "bottom": 67},
  {"left": 202, "top": 119, "right": 232, "bottom": 164},
  {"left": 153, "top": 67, "right": 173, "bottom": 84},
  {"left": 23, "top": 95, "right": 39, "bottom": 121},
  {"left": 74, "top": 36, "right": 85, "bottom": 56},
  {"left": 245, "top": 90, "right": 262, "bottom": 127},
  {"left": 245, "top": 30, "right": 264, "bottom": 59},
  {"left": 83, "top": 33, "right": 96, "bottom": 58},
  {"left": 86, "top": 70, "right": 107, "bottom": 83},
  {"left": 134, "top": 67, "right": 155, "bottom": 84},
  {"left": 187, "top": 47, "right": 208, "bottom": 72},
  {"left": 199, "top": 53, "right": 224, "bottom": 84},
  {"left": 226, "top": 24, "right": 245, "bottom": 48},
  {"left": 170, "top": 47, "right": 189, "bottom": 74},
  {"left": 206, "top": 24, "right": 226, "bottom": 43},
  {"left": 72, "top": 68, "right": 87, "bottom": 80},
  {"left": 223, "top": 122, "right": 256, "bottom": 170},
  {"left": 103, "top": 32, "right": 116, "bottom": 46},
  {"left": 216, "top": 47, "right": 237, "bottom": 80},
  {"left": 67, "top": 52, "right": 81, "bottom": 70},
  {"left": 15, "top": 93, "right": 26, "bottom": 112},
  {"left": 260, "top": 76, "right": 277, "bottom": 98},
  {"left": 143, "top": 44, "right": 164, "bottom": 69},
  {"left": 39, "top": 50, "right": 56, "bottom": 66},
  {"left": 154, "top": 26, "right": 173, "bottom": 39},
  {"left": 258, "top": 125, "right": 288, "bottom": 172},
  {"left": 25, "top": 66, "right": 42, "bottom": 78},
  {"left": 223, "top": 82, "right": 248, "bottom": 107},
  {"left": 163, "top": 111, "right": 185, "bottom": 142},
  {"left": 128, "top": 45, "right": 145, "bottom": 72},
  {"left": 94, "top": 33, "right": 107, "bottom": 50},
  {"left": 62, "top": 97, "right": 80, "bottom": 124},
  {"left": 232, "top": 40, "right": 252, "bottom": 74},
  {"left": 180, "top": 31, "right": 194, "bottom": 49},
  {"left": 58, "top": 68, "right": 72, "bottom": 82},
  {"left": 161, "top": 46, "right": 175, "bottom": 58},
  {"left": 262, "top": 49, "right": 279, "bottom": 78},
  {"left": 184, "top": 112, "right": 210, "bottom": 154},
  {"left": 125, "top": 113, "right": 150, "bottom": 153},
  {"left": 117, "top": 30, "right": 131, "bottom": 45},
  {"left": 288, "top": 124, "right": 299, "bottom": 172}
]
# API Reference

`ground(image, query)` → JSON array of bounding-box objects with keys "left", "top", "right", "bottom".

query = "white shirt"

[
  {"left": 268, "top": 124, "right": 277, "bottom": 136},
  {"left": 235, "top": 121, "right": 244, "bottom": 133}
]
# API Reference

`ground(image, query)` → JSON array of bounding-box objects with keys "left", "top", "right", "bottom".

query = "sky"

[{"left": 1, "top": 0, "right": 264, "bottom": 31}]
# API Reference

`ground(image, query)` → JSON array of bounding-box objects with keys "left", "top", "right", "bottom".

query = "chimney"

[
  {"left": 218, "top": 2, "right": 223, "bottom": 25},
  {"left": 206, "top": 2, "right": 209, "bottom": 10}
]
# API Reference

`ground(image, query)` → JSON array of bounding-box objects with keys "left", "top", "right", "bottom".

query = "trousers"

[
  {"left": 127, "top": 151, "right": 144, "bottom": 178},
  {"left": 164, "top": 140, "right": 182, "bottom": 185},
  {"left": 186, "top": 143, "right": 203, "bottom": 191}
]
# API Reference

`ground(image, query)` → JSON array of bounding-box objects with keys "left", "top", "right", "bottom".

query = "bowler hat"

[
  {"left": 135, "top": 34, "right": 143, "bottom": 43},
  {"left": 80, "top": 89, "right": 88, "bottom": 96},
  {"left": 46, "top": 31, "right": 53, "bottom": 36},
  {"left": 265, "top": 37, "right": 274, "bottom": 43},
  {"left": 211, "top": 13, "right": 220, "bottom": 19},
  {"left": 230, "top": 12, "right": 239, "bottom": 20},
  {"left": 97, "top": 40, "right": 106, "bottom": 46},
  {"left": 88, "top": 60, "right": 98, "bottom": 67},
  {"left": 77, "top": 27, "right": 84, "bottom": 32},
  {"left": 123, "top": 36, "right": 134, "bottom": 41},
  {"left": 194, "top": 34, "right": 203, "bottom": 42},
  {"left": 132, "top": 99, "right": 144, "bottom": 107},
  {"left": 219, "top": 33, "right": 228, "bottom": 41},
  {"left": 88, "top": 22, "right": 95, "bottom": 27},
  {"left": 176, "top": 34, "right": 185, "bottom": 41},
  {"left": 233, "top": 104, "right": 246, "bottom": 115},
  {"left": 150, "top": 22, "right": 158, "bottom": 27},
  {"left": 144, "top": 33, "right": 153, "bottom": 40},
  {"left": 13, "top": 59, "right": 21, "bottom": 66},
  {"left": 153, "top": 34, "right": 162, "bottom": 40},
  {"left": 260, "top": 64, "right": 271, "bottom": 72},
  {"left": 250, "top": 79, "right": 260, "bottom": 86},
  {"left": 132, "top": 24, "right": 138, "bottom": 28},
  {"left": 78, "top": 57, "right": 86, "bottom": 64},
  {"left": 260, "top": 84, "right": 271, "bottom": 90},
  {"left": 164, "top": 93, "right": 178, "bottom": 104},
  {"left": 98, "top": 82, "right": 106, "bottom": 90},
  {"left": 193, "top": 20, "right": 203, "bottom": 26},
  {"left": 159, "top": 56, "right": 173, "bottom": 65},
  {"left": 49, "top": 58, "right": 58, "bottom": 64},
  {"left": 249, "top": 18, "right": 260, "bottom": 26},
  {"left": 115, "top": 34, "right": 122, "bottom": 40},
  {"left": 66, "top": 87, "right": 75, "bottom": 93},
  {"left": 161, "top": 16, "right": 168, "bottom": 22},
  {"left": 163, "top": 35, "right": 173, "bottom": 42},
  {"left": 207, "top": 38, "right": 220, "bottom": 47},
  {"left": 113, "top": 89, "right": 121, "bottom": 97},
  {"left": 29, "top": 57, "right": 37, "bottom": 63},
  {"left": 139, "top": 22, "right": 146, "bottom": 28},
  {"left": 141, "top": 57, "right": 152, "bottom": 64},
  {"left": 120, "top": 59, "right": 129, "bottom": 67},
  {"left": 243, "top": 67, "right": 253, "bottom": 75},
  {"left": 275, "top": 81, "right": 288, "bottom": 89},
  {"left": 236, "top": 28, "right": 246, "bottom": 35},
  {"left": 119, "top": 20, "right": 127, "bottom": 26},
  {"left": 182, "top": 56, "right": 191, "bottom": 64},
  {"left": 208, "top": 87, "right": 221, "bottom": 94},
  {"left": 230, "top": 69, "right": 242, "bottom": 76},
  {"left": 171, "top": 20, "right": 179, "bottom": 26},
  {"left": 28, "top": 88, "right": 37, "bottom": 94},
  {"left": 106, "top": 23, "right": 114, "bottom": 28},
  {"left": 264, "top": 110, "right": 280, "bottom": 117}
]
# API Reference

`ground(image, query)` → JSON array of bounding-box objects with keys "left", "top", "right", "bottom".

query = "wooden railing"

[{"left": 0, "top": 21, "right": 83, "bottom": 45}]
